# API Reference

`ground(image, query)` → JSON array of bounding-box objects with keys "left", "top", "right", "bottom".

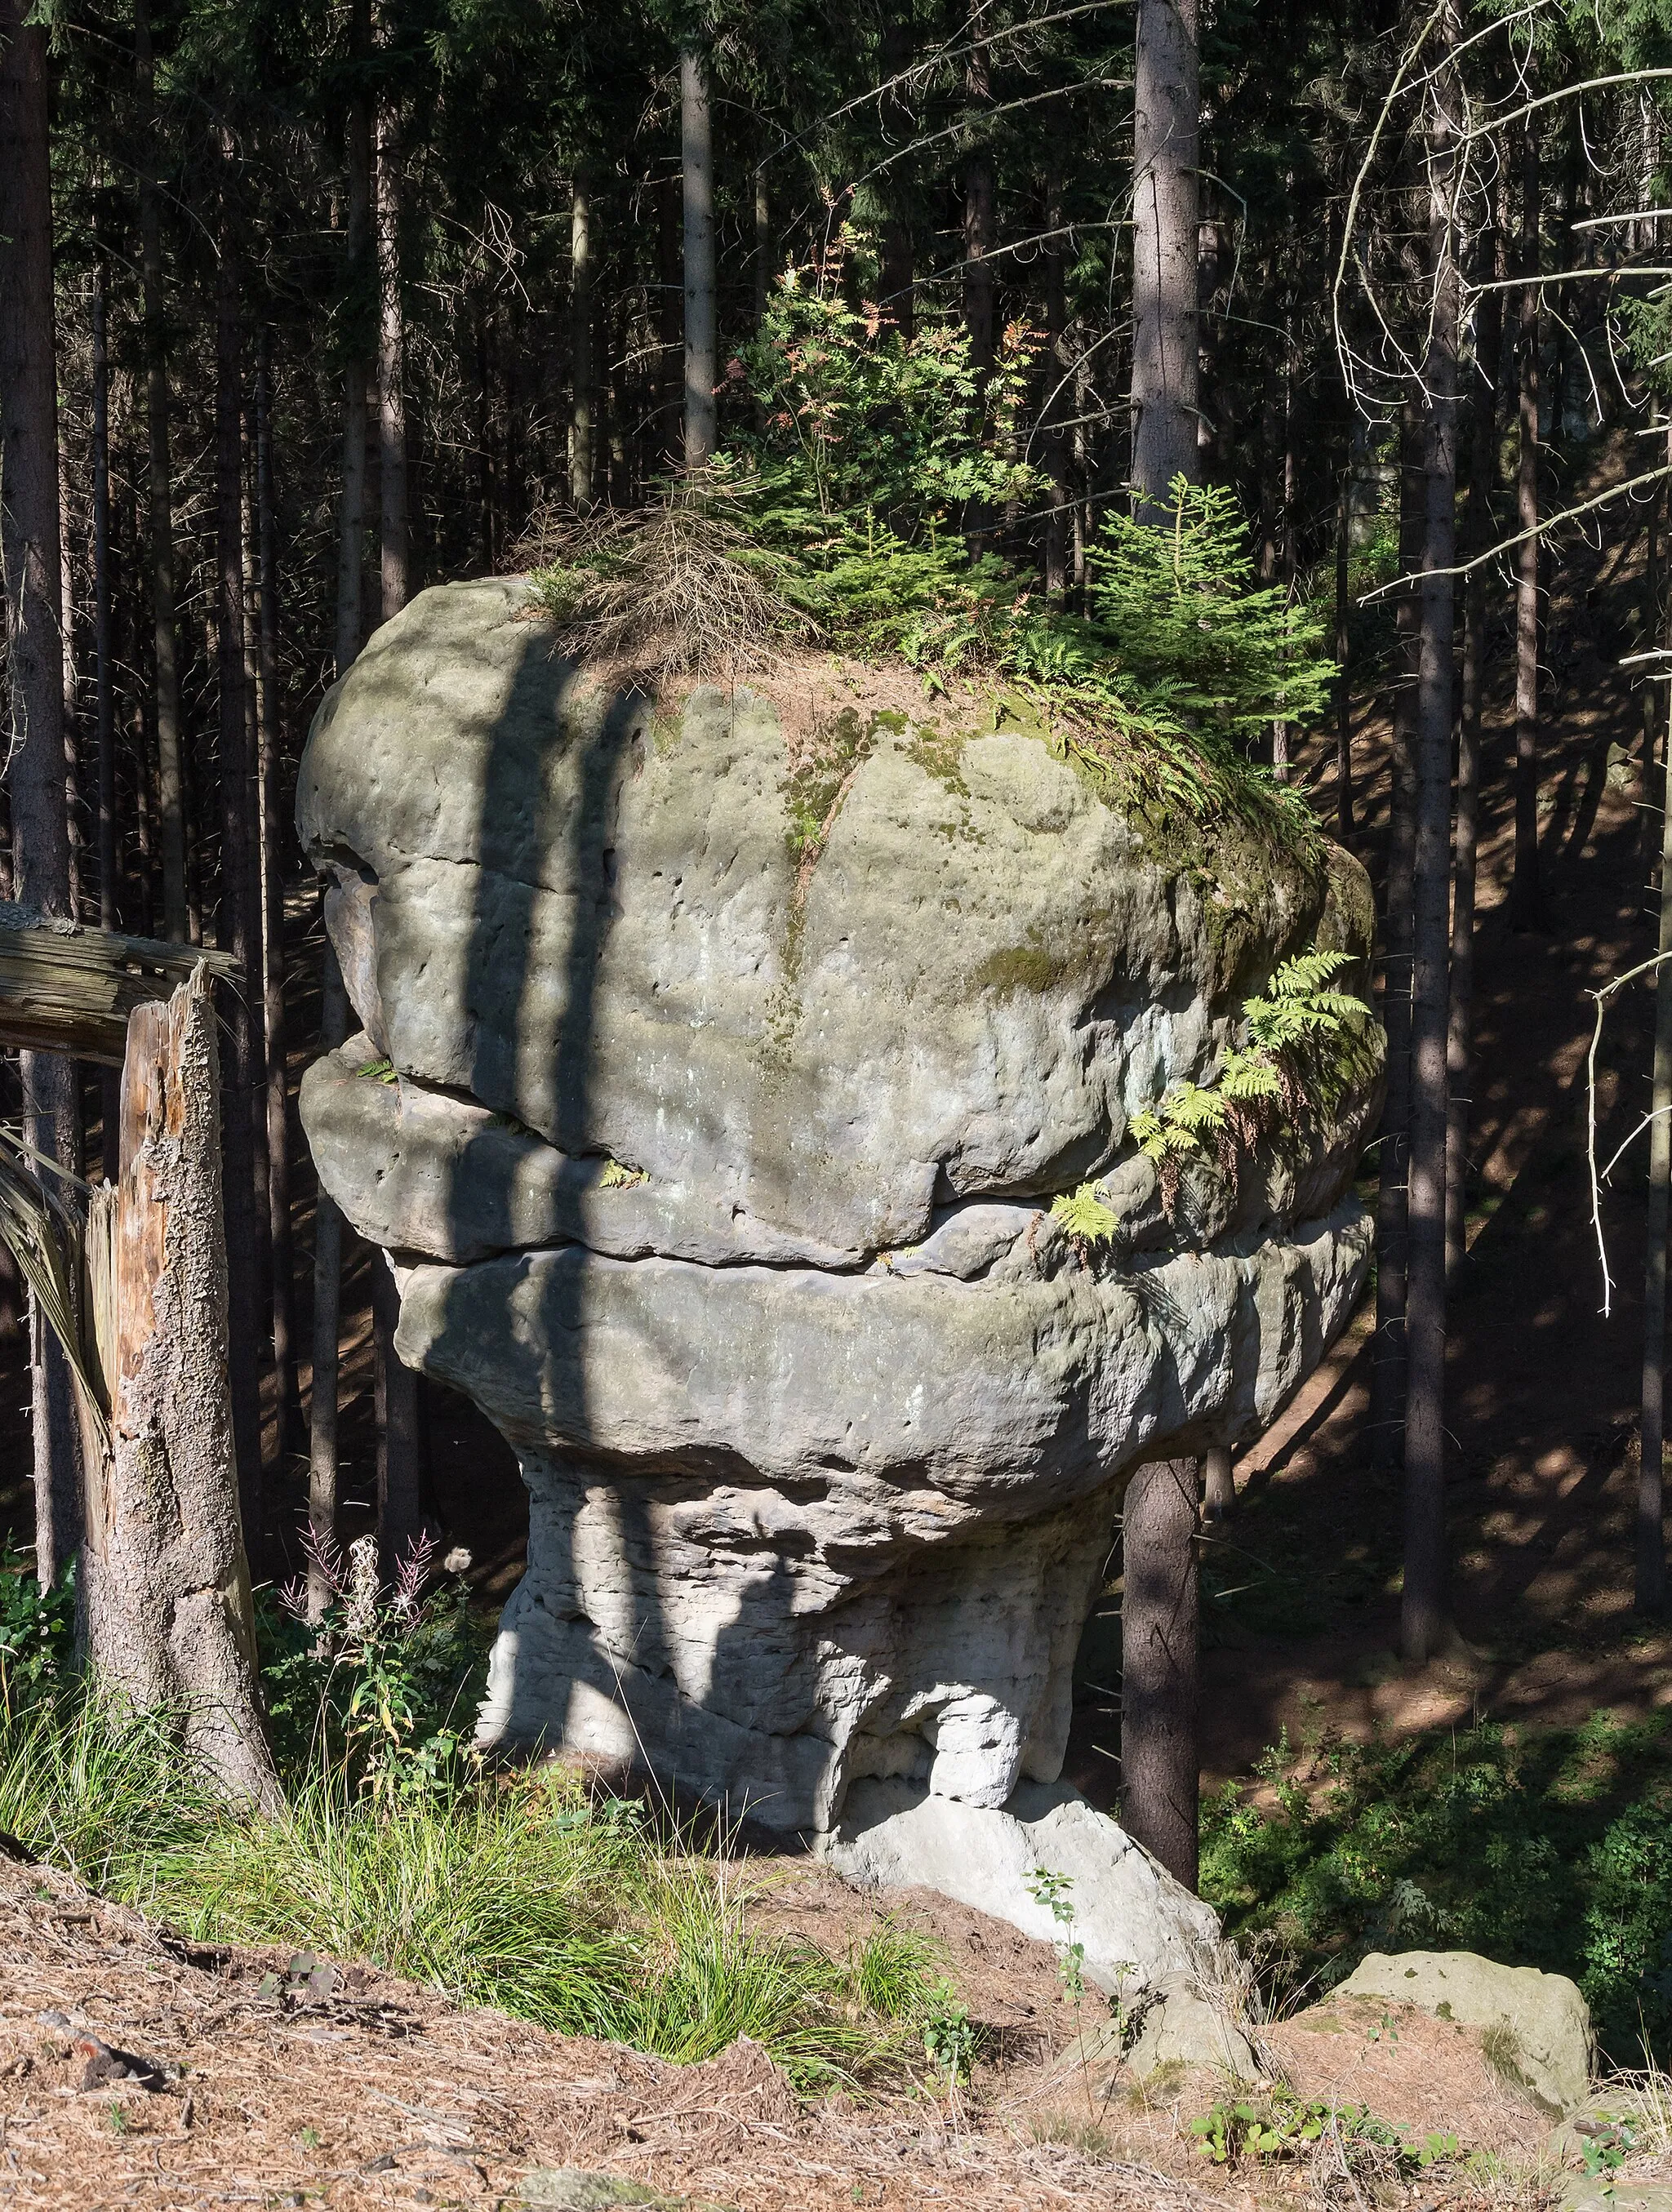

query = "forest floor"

[{"left": 0, "top": 1841, "right": 1590, "bottom": 2210}]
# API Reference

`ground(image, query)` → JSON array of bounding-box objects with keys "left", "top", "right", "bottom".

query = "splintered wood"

[
  {"left": 0, "top": 905, "right": 236, "bottom": 1066},
  {"left": 0, "top": 1857, "right": 1215, "bottom": 2212}
]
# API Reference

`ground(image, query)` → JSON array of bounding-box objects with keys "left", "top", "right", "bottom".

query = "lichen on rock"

[{"left": 296, "top": 575, "right": 1382, "bottom": 1850}]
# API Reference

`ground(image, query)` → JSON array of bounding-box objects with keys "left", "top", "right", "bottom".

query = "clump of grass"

[
  {"left": 0, "top": 1687, "right": 940, "bottom": 2093},
  {"left": 519, "top": 485, "right": 808, "bottom": 684}
]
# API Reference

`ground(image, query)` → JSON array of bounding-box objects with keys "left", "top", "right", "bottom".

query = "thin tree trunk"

[
  {"left": 1043, "top": 171, "right": 1071, "bottom": 600},
  {"left": 336, "top": 0, "right": 372, "bottom": 677},
  {"left": 963, "top": 153, "right": 995, "bottom": 380},
  {"left": 1510, "top": 123, "right": 1541, "bottom": 932},
  {"left": 878, "top": 18, "right": 914, "bottom": 344},
  {"left": 80, "top": 969, "right": 279, "bottom": 1808},
  {"left": 58, "top": 431, "right": 80, "bottom": 926},
  {"left": 680, "top": 50, "right": 717, "bottom": 469},
  {"left": 92, "top": 271, "right": 115, "bottom": 937},
  {"left": 1402, "top": 30, "right": 1461, "bottom": 1666},
  {"left": 1334, "top": 468, "right": 1354, "bottom": 840},
  {"left": 308, "top": 938, "right": 347, "bottom": 1621},
  {"left": 1370, "top": 402, "right": 1425, "bottom": 1473},
  {"left": 376, "top": 97, "right": 407, "bottom": 612},
  {"left": 215, "top": 145, "right": 264, "bottom": 1561},
  {"left": 657, "top": 175, "right": 682, "bottom": 472},
  {"left": 1642, "top": 427, "right": 1665, "bottom": 895},
  {"left": 570, "top": 174, "right": 594, "bottom": 509},
  {"left": 255, "top": 332, "right": 300, "bottom": 1450},
  {"left": 1201, "top": 1445, "right": 1234, "bottom": 1521},
  {"left": 92, "top": 265, "right": 120, "bottom": 1182},
  {"left": 753, "top": 167, "right": 772, "bottom": 331},
  {"left": 240, "top": 442, "right": 273, "bottom": 1370},
  {"left": 134, "top": 0, "right": 186, "bottom": 947},
  {"left": 374, "top": 271, "right": 421, "bottom": 1583},
  {"left": 1, "top": 0, "right": 81, "bottom": 1584},
  {"left": 1120, "top": 1457, "right": 1199, "bottom": 1890},
  {"left": 374, "top": 1258, "right": 420, "bottom": 1577},
  {"left": 1130, "top": 0, "right": 1200, "bottom": 509},
  {"left": 1446, "top": 204, "right": 1505, "bottom": 1284},
  {"left": 1641, "top": 684, "right": 1672, "bottom": 1616}
]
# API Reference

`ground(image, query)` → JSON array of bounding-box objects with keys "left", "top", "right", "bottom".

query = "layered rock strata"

[{"left": 297, "top": 575, "right": 1381, "bottom": 1837}]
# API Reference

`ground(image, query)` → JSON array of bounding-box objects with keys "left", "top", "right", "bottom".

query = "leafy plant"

[
  {"left": 1093, "top": 479, "right": 1336, "bottom": 742},
  {"left": 1127, "top": 948, "right": 1376, "bottom": 1211},
  {"left": 732, "top": 233, "right": 1037, "bottom": 531},
  {"left": 921, "top": 1978, "right": 978, "bottom": 2083},
  {"left": 0, "top": 1552, "right": 75, "bottom": 1717},
  {"left": 1188, "top": 2089, "right": 1448, "bottom": 2173},
  {"left": 1025, "top": 1865, "right": 1088, "bottom": 2004},
  {"left": 263, "top": 1531, "right": 486, "bottom": 1801},
  {"left": 1048, "top": 1182, "right": 1119, "bottom": 1253}
]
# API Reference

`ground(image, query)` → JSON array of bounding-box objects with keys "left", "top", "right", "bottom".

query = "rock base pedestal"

[{"left": 816, "top": 1777, "right": 1221, "bottom": 1997}]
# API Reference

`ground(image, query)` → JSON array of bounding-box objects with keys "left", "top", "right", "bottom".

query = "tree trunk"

[
  {"left": 134, "top": 0, "right": 187, "bottom": 947},
  {"left": 657, "top": 176, "right": 682, "bottom": 473},
  {"left": 1334, "top": 468, "right": 1354, "bottom": 840},
  {"left": 570, "top": 175, "right": 594, "bottom": 509},
  {"left": 1130, "top": 0, "right": 1200, "bottom": 510},
  {"left": 308, "top": 938, "right": 348, "bottom": 1621},
  {"left": 91, "top": 269, "right": 116, "bottom": 939},
  {"left": 1402, "top": 32, "right": 1461, "bottom": 1666},
  {"left": 1446, "top": 202, "right": 1505, "bottom": 1284},
  {"left": 79, "top": 966, "right": 280, "bottom": 1810},
  {"left": 374, "top": 1258, "right": 421, "bottom": 1577},
  {"left": 963, "top": 151, "right": 995, "bottom": 380},
  {"left": 1640, "top": 683, "right": 1672, "bottom": 1616},
  {"left": 58, "top": 430, "right": 81, "bottom": 926},
  {"left": 1201, "top": 1445, "right": 1235, "bottom": 1521},
  {"left": 376, "top": 97, "right": 407, "bottom": 612},
  {"left": 1369, "top": 402, "right": 1425, "bottom": 1474},
  {"left": 215, "top": 149, "right": 265, "bottom": 1562},
  {"left": 1510, "top": 123, "right": 1541, "bottom": 933},
  {"left": 336, "top": 0, "right": 372, "bottom": 678},
  {"left": 680, "top": 50, "right": 716, "bottom": 469},
  {"left": 92, "top": 264, "right": 120, "bottom": 1182},
  {"left": 255, "top": 332, "right": 300, "bottom": 1450},
  {"left": 1120, "top": 1457, "right": 1199, "bottom": 1890},
  {"left": 1, "top": 0, "right": 82, "bottom": 1585},
  {"left": 374, "top": 288, "right": 421, "bottom": 1584},
  {"left": 1642, "top": 427, "right": 1665, "bottom": 894},
  {"left": 1043, "top": 172, "right": 1071, "bottom": 601},
  {"left": 753, "top": 167, "right": 772, "bottom": 332}
]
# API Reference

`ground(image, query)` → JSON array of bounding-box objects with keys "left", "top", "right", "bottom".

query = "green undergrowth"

[
  {"left": 0, "top": 1552, "right": 945, "bottom": 2094},
  {"left": 526, "top": 239, "right": 1336, "bottom": 883},
  {"left": 1202, "top": 1711, "right": 1672, "bottom": 2065}
]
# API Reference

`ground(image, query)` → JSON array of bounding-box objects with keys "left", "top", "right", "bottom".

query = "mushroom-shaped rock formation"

[{"left": 298, "top": 576, "right": 1381, "bottom": 1840}]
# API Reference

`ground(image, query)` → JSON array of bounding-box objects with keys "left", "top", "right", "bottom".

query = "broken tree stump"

[
  {"left": 78, "top": 964, "right": 278, "bottom": 1810},
  {"left": 0, "top": 901, "right": 237, "bottom": 1064}
]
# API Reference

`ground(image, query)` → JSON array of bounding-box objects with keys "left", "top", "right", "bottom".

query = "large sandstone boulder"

[
  {"left": 296, "top": 577, "right": 1381, "bottom": 1848},
  {"left": 1335, "top": 1951, "right": 1595, "bottom": 2114}
]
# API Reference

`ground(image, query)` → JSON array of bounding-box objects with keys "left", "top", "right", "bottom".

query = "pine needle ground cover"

[{"left": 0, "top": 1559, "right": 944, "bottom": 2094}]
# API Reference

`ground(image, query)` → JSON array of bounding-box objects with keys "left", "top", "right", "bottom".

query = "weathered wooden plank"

[{"left": 0, "top": 902, "right": 239, "bottom": 1063}]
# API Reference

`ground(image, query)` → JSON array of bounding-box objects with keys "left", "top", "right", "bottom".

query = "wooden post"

[{"left": 78, "top": 966, "right": 279, "bottom": 1810}]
